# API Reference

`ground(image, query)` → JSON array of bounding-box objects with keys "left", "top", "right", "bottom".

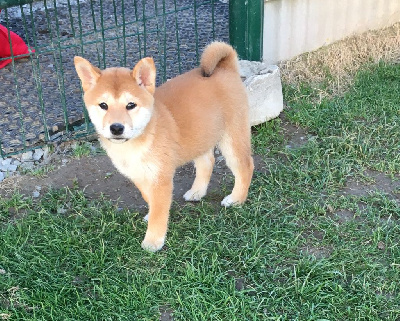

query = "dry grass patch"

[{"left": 280, "top": 22, "right": 400, "bottom": 99}]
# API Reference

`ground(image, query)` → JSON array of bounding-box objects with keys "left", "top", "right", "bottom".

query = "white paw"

[
  {"left": 183, "top": 189, "right": 206, "bottom": 202},
  {"left": 221, "top": 194, "right": 237, "bottom": 207},
  {"left": 141, "top": 236, "right": 165, "bottom": 252},
  {"left": 143, "top": 214, "right": 149, "bottom": 222}
]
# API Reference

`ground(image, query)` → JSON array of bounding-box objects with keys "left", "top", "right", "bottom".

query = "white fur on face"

[
  {"left": 88, "top": 104, "right": 108, "bottom": 136},
  {"left": 124, "top": 106, "right": 152, "bottom": 139},
  {"left": 87, "top": 92, "right": 153, "bottom": 142}
]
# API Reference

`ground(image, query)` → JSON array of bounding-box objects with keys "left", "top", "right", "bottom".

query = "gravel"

[{"left": 0, "top": 140, "right": 98, "bottom": 183}]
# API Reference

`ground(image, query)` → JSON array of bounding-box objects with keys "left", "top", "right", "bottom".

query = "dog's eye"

[
  {"left": 99, "top": 102, "right": 108, "bottom": 110},
  {"left": 126, "top": 102, "right": 137, "bottom": 110}
]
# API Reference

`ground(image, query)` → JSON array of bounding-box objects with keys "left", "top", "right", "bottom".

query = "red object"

[{"left": 0, "top": 21, "right": 35, "bottom": 69}]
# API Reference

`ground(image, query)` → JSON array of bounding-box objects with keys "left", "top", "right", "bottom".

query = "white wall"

[{"left": 263, "top": 0, "right": 400, "bottom": 63}]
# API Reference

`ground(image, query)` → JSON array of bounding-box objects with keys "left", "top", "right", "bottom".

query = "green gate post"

[{"left": 229, "top": 0, "right": 264, "bottom": 61}]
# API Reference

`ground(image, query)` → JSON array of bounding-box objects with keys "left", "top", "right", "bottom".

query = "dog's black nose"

[{"left": 110, "top": 123, "right": 124, "bottom": 136}]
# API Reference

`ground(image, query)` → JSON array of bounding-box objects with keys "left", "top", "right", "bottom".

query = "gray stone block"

[
  {"left": 21, "top": 151, "right": 34, "bottom": 162},
  {"left": 33, "top": 148, "right": 44, "bottom": 161},
  {"left": 239, "top": 60, "right": 284, "bottom": 126}
]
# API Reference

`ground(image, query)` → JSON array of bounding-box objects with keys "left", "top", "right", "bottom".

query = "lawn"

[{"left": 1, "top": 61, "right": 399, "bottom": 320}]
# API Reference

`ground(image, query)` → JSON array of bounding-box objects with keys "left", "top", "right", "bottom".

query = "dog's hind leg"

[
  {"left": 183, "top": 149, "right": 215, "bottom": 201},
  {"left": 218, "top": 133, "right": 254, "bottom": 207}
]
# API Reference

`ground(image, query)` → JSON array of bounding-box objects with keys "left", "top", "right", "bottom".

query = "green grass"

[
  {"left": 283, "top": 62, "right": 400, "bottom": 173},
  {"left": 72, "top": 142, "right": 95, "bottom": 159},
  {"left": 1, "top": 62, "right": 400, "bottom": 320},
  {"left": 71, "top": 141, "right": 106, "bottom": 158},
  {"left": 19, "top": 165, "right": 56, "bottom": 177}
]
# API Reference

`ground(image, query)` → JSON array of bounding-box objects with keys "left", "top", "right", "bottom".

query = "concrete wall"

[{"left": 263, "top": 0, "right": 400, "bottom": 63}]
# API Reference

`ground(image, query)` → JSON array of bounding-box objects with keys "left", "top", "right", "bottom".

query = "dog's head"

[{"left": 74, "top": 57, "right": 156, "bottom": 143}]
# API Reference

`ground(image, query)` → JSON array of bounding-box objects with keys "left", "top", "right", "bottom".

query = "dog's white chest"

[{"left": 103, "top": 141, "right": 159, "bottom": 184}]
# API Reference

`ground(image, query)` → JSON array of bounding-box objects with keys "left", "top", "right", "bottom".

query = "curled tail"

[{"left": 200, "top": 42, "right": 239, "bottom": 77}]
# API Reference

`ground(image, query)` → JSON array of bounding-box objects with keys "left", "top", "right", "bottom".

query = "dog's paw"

[
  {"left": 141, "top": 235, "right": 165, "bottom": 252},
  {"left": 183, "top": 188, "right": 206, "bottom": 202},
  {"left": 221, "top": 194, "right": 238, "bottom": 207}
]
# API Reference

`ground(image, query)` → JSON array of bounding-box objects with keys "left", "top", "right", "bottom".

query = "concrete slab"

[{"left": 239, "top": 60, "right": 284, "bottom": 126}]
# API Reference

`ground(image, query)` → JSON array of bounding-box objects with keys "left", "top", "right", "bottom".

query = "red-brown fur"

[{"left": 74, "top": 42, "right": 254, "bottom": 252}]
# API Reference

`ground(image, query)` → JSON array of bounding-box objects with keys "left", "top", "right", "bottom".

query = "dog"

[{"left": 74, "top": 42, "right": 254, "bottom": 252}]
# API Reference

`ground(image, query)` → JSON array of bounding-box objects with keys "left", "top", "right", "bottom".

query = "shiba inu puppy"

[{"left": 74, "top": 42, "right": 254, "bottom": 252}]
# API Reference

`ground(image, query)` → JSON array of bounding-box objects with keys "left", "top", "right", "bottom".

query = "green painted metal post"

[{"left": 229, "top": 0, "right": 264, "bottom": 61}]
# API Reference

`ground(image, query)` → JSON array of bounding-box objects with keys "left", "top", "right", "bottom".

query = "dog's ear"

[
  {"left": 132, "top": 57, "right": 156, "bottom": 95},
  {"left": 74, "top": 56, "right": 101, "bottom": 92}
]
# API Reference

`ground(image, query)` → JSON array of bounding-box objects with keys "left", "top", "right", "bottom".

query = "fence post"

[{"left": 229, "top": 0, "right": 264, "bottom": 61}]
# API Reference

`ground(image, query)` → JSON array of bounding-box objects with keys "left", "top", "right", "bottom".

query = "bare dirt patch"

[
  {"left": 300, "top": 245, "right": 332, "bottom": 260},
  {"left": 327, "top": 170, "right": 400, "bottom": 225},
  {"left": 334, "top": 210, "right": 357, "bottom": 224},
  {"left": 341, "top": 169, "right": 400, "bottom": 202},
  {"left": 0, "top": 149, "right": 270, "bottom": 214},
  {"left": 159, "top": 305, "right": 174, "bottom": 321},
  {"left": 0, "top": 155, "right": 214, "bottom": 213},
  {"left": 300, "top": 228, "right": 333, "bottom": 259},
  {"left": 280, "top": 113, "right": 309, "bottom": 149}
]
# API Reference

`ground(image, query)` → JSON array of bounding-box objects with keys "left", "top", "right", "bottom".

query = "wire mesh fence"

[{"left": 0, "top": 0, "right": 228, "bottom": 157}]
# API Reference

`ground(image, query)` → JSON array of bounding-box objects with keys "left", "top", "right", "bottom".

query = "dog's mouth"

[{"left": 108, "top": 137, "right": 128, "bottom": 144}]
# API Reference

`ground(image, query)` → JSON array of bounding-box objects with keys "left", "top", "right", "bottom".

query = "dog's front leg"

[{"left": 141, "top": 175, "right": 173, "bottom": 252}]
